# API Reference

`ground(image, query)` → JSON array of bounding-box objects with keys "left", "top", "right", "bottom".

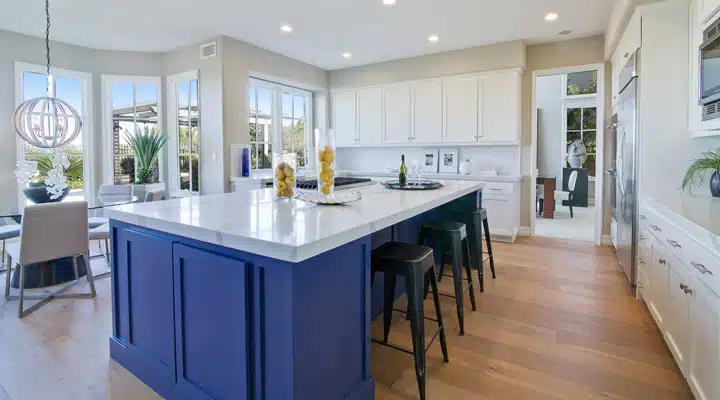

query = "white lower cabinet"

[
  {"left": 640, "top": 198, "right": 720, "bottom": 400},
  {"left": 481, "top": 182, "right": 520, "bottom": 242},
  {"left": 688, "top": 276, "right": 720, "bottom": 400}
]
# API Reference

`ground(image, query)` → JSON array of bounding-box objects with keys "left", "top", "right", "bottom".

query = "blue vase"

[
  {"left": 711, "top": 171, "right": 720, "bottom": 198},
  {"left": 23, "top": 186, "right": 70, "bottom": 204}
]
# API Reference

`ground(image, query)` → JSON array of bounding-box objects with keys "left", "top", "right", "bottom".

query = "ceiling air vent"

[{"left": 200, "top": 41, "right": 217, "bottom": 60}]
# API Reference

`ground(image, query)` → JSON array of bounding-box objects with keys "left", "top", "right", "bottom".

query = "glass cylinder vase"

[
  {"left": 315, "top": 129, "right": 336, "bottom": 197},
  {"left": 273, "top": 152, "right": 297, "bottom": 199}
]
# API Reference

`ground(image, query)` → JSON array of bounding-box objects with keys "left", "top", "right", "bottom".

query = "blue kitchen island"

[{"left": 104, "top": 180, "right": 483, "bottom": 400}]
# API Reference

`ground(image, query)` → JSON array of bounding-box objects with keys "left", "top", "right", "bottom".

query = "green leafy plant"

[
  {"left": 681, "top": 148, "right": 720, "bottom": 193},
  {"left": 124, "top": 127, "right": 168, "bottom": 184},
  {"left": 32, "top": 155, "right": 84, "bottom": 189}
]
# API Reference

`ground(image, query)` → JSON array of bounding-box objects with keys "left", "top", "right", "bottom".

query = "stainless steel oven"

[{"left": 700, "top": 16, "right": 720, "bottom": 120}]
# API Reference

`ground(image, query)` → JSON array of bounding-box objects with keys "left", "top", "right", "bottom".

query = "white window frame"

[
  {"left": 248, "top": 77, "right": 313, "bottom": 172},
  {"left": 14, "top": 62, "right": 95, "bottom": 206},
  {"left": 101, "top": 75, "right": 163, "bottom": 185},
  {"left": 166, "top": 70, "right": 200, "bottom": 197}
]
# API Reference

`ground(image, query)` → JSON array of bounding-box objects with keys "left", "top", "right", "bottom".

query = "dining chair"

[
  {"left": 0, "top": 223, "right": 21, "bottom": 273},
  {"left": 144, "top": 189, "right": 166, "bottom": 202},
  {"left": 89, "top": 223, "right": 111, "bottom": 279},
  {"left": 89, "top": 184, "right": 132, "bottom": 228},
  {"left": 4, "top": 202, "right": 97, "bottom": 318},
  {"left": 554, "top": 170, "right": 578, "bottom": 218}
]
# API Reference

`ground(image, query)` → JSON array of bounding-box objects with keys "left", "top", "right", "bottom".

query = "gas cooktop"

[{"left": 296, "top": 177, "right": 375, "bottom": 191}]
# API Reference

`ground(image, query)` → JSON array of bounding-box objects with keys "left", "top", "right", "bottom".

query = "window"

[
  {"left": 566, "top": 70, "right": 598, "bottom": 96},
  {"left": 248, "top": 78, "right": 312, "bottom": 170},
  {"left": 16, "top": 63, "right": 93, "bottom": 201},
  {"left": 167, "top": 71, "right": 200, "bottom": 195},
  {"left": 177, "top": 79, "right": 199, "bottom": 193},
  {"left": 566, "top": 107, "right": 597, "bottom": 176},
  {"left": 103, "top": 76, "right": 161, "bottom": 184}
]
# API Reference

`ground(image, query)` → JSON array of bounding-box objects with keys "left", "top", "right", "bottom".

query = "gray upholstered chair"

[
  {"left": 88, "top": 184, "right": 132, "bottom": 228},
  {"left": 0, "top": 223, "right": 21, "bottom": 273},
  {"left": 5, "top": 202, "right": 97, "bottom": 318},
  {"left": 144, "top": 189, "right": 166, "bottom": 202}
]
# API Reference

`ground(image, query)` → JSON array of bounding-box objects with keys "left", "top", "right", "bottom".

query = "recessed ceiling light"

[
  {"left": 342, "top": 52, "right": 352, "bottom": 58},
  {"left": 545, "top": 12, "right": 559, "bottom": 21},
  {"left": 280, "top": 24, "right": 293, "bottom": 33},
  {"left": 383, "top": 0, "right": 396, "bottom": 5},
  {"left": 428, "top": 35, "right": 439, "bottom": 43},
  {"left": 559, "top": 30, "right": 572, "bottom": 36}
]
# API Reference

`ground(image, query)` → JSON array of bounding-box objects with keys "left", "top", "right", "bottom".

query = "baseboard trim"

[
  {"left": 518, "top": 226, "right": 531, "bottom": 236},
  {"left": 602, "top": 234, "right": 613, "bottom": 246}
]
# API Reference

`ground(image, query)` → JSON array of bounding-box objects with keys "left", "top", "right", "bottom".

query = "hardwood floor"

[{"left": 0, "top": 237, "right": 693, "bottom": 399}]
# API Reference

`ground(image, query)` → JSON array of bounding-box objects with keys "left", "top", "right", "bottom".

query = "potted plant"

[
  {"left": 681, "top": 148, "right": 720, "bottom": 197},
  {"left": 124, "top": 127, "right": 168, "bottom": 184}
]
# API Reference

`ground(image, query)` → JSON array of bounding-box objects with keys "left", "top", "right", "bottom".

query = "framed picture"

[
  {"left": 439, "top": 148, "right": 459, "bottom": 173},
  {"left": 421, "top": 148, "right": 439, "bottom": 173}
]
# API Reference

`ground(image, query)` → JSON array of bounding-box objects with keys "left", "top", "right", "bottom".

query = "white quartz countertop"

[
  {"left": 230, "top": 171, "right": 521, "bottom": 183},
  {"left": 105, "top": 180, "right": 484, "bottom": 263},
  {"left": 644, "top": 190, "right": 720, "bottom": 238}
]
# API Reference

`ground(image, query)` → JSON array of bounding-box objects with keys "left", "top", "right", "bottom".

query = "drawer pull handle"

[
  {"left": 638, "top": 259, "right": 646, "bottom": 264},
  {"left": 490, "top": 188, "right": 503, "bottom": 191},
  {"left": 666, "top": 239, "right": 682, "bottom": 248},
  {"left": 691, "top": 261, "right": 713, "bottom": 275},
  {"left": 640, "top": 215, "right": 647, "bottom": 220},
  {"left": 650, "top": 225, "right": 662, "bottom": 232},
  {"left": 638, "top": 234, "right": 645, "bottom": 240},
  {"left": 659, "top": 258, "right": 667, "bottom": 265}
]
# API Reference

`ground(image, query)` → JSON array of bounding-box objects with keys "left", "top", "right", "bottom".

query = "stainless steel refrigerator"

[{"left": 614, "top": 50, "right": 640, "bottom": 288}]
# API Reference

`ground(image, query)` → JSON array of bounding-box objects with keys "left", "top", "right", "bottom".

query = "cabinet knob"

[
  {"left": 640, "top": 215, "right": 647, "bottom": 220},
  {"left": 638, "top": 234, "right": 645, "bottom": 240},
  {"left": 624, "top": 53, "right": 630, "bottom": 58},
  {"left": 659, "top": 258, "right": 667, "bottom": 265},
  {"left": 650, "top": 225, "right": 662, "bottom": 232}
]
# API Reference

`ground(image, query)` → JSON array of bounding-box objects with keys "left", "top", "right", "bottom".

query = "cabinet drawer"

[
  {"left": 686, "top": 239, "right": 720, "bottom": 296},
  {"left": 482, "top": 182, "right": 514, "bottom": 195}
]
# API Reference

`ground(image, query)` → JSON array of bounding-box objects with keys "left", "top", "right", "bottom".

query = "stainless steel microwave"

[{"left": 701, "top": 16, "right": 720, "bottom": 120}]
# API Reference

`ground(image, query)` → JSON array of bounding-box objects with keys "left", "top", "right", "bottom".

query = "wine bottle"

[{"left": 399, "top": 154, "right": 407, "bottom": 186}]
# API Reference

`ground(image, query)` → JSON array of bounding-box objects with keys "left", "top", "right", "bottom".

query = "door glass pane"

[
  {"left": 55, "top": 76, "right": 83, "bottom": 115},
  {"left": 282, "top": 118, "right": 293, "bottom": 153},
  {"left": 178, "top": 81, "right": 190, "bottom": 155},
  {"left": 111, "top": 83, "right": 134, "bottom": 184},
  {"left": 191, "top": 155, "right": 199, "bottom": 193},
  {"left": 583, "top": 107, "right": 597, "bottom": 130},
  {"left": 584, "top": 131, "right": 597, "bottom": 154},
  {"left": 566, "top": 131, "right": 581, "bottom": 146},
  {"left": 253, "top": 143, "right": 272, "bottom": 169},
  {"left": 567, "top": 70, "right": 597, "bottom": 95},
  {"left": 293, "top": 95, "right": 305, "bottom": 119},
  {"left": 190, "top": 80, "right": 199, "bottom": 154},
  {"left": 567, "top": 108, "right": 581, "bottom": 130},
  {"left": 54, "top": 76, "right": 84, "bottom": 197},
  {"left": 179, "top": 155, "right": 190, "bottom": 190},
  {"left": 282, "top": 93, "right": 293, "bottom": 117},
  {"left": 23, "top": 72, "right": 47, "bottom": 100},
  {"left": 257, "top": 87, "right": 272, "bottom": 116},
  {"left": 294, "top": 119, "right": 306, "bottom": 165}
]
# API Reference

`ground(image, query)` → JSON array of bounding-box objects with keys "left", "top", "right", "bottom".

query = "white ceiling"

[{"left": 0, "top": 0, "right": 615, "bottom": 70}]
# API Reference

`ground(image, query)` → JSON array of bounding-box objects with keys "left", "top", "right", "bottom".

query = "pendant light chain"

[{"left": 45, "top": 0, "right": 51, "bottom": 94}]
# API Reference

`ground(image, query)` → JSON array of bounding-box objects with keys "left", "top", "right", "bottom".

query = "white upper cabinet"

[
  {"left": 443, "top": 76, "right": 479, "bottom": 143},
  {"left": 383, "top": 83, "right": 412, "bottom": 144},
  {"left": 688, "top": 276, "right": 720, "bottom": 400},
  {"left": 698, "top": 0, "right": 720, "bottom": 24},
  {"left": 480, "top": 71, "right": 520, "bottom": 144},
  {"left": 356, "top": 87, "right": 383, "bottom": 145},
  {"left": 332, "top": 91, "right": 357, "bottom": 146},
  {"left": 411, "top": 80, "right": 443, "bottom": 144}
]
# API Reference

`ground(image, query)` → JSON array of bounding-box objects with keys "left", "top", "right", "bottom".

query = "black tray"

[{"left": 381, "top": 180, "right": 443, "bottom": 190}]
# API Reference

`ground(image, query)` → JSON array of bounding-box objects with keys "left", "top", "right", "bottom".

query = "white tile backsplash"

[{"left": 336, "top": 146, "right": 520, "bottom": 176}]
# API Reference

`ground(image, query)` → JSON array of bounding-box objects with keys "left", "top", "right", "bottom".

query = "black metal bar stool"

[
  {"left": 477, "top": 208, "right": 497, "bottom": 280},
  {"left": 419, "top": 220, "right": 477, "bottom": 336},
  {"left": 371, "top": 242, "right": 449, "bottom": 400}
]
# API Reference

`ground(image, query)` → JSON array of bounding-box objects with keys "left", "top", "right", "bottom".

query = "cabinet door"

[
  {"left": 688, "top": 276, "right": 720, "bottom": 400},
  {"left": 443, "top": 76, "right": 479, "bottom": 143},
  {"left": 698, "top": 0, "right": 720, "bottom": 24},
  {"left": 412, "top": 80, "right": 443, "bottom": 144},
  {"left": 480, "top": 72, "right": 520, "bottom": 143},
  {"left": 647, "top": 241, "right": 669, "bottom": 327},
  {"left": 665, "top": 252, "right": 692, "bottom": 368},
  {"left": 332, "top": 91, "right": 357, "bottom": 146},
  {"left": 611, "top": 50, "right": 621, "bottom": 110},
  {"left": 173, "top": 243, "right": 250, "bottom": 399},
  {"left": 357, "top": 87, "right": 383, "bottom": 145},
  {"left": 482, "top": 196, "right": 513, "bottom": 236},
  {"left": 384, "top": 83, "right": 412, "bottom": 144}
]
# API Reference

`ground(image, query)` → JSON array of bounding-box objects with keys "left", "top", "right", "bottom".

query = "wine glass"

[{"left": 410, "top": 160, "right": 420, "bottom": 185}]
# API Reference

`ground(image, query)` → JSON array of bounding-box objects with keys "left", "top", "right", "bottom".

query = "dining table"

[{"left": 1, "top": 193, "right": 138, "bottom": 289}]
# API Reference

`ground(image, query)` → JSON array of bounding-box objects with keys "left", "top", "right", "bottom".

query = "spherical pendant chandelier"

[{"left": 12, "top": 0, "right": 82, "bottom": 149}]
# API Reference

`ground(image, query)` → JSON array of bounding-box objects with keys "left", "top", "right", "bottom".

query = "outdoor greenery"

[
  {"left": 120, "top": 156, "right": 136, "bottom": 183},
  {"left": 681, "top": 148, "right": 720, "bottom": 193},
  {"left": 124, "top": 127, "right": 168, "bottom": 184},
  {"left": 567, "top": 71, "right": 598, "bottom": 96}
]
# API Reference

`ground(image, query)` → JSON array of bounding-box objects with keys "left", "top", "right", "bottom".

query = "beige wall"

[
  {"left": 329, "top": 40, "right": 526, "bottom": 89},
  {"left": 521, "top": 35, "right": 608, "bottom": 233}
]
